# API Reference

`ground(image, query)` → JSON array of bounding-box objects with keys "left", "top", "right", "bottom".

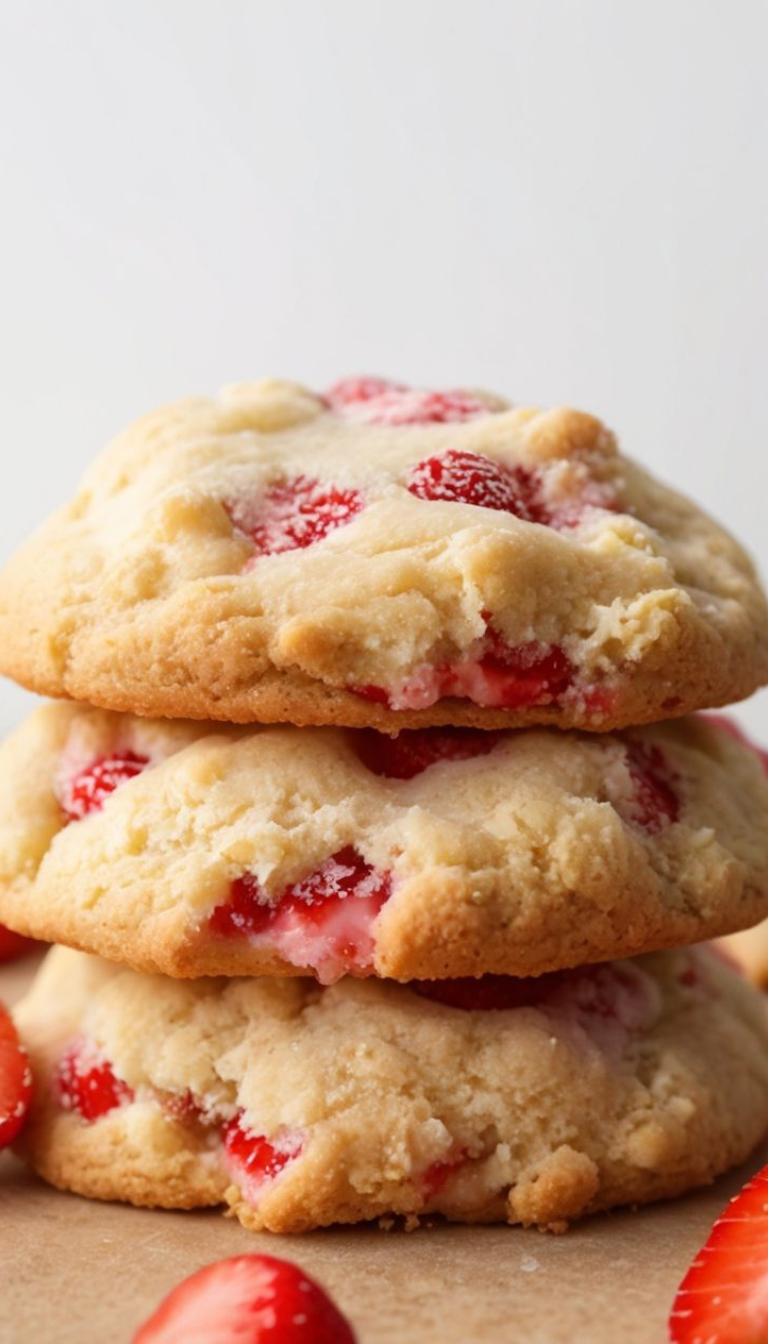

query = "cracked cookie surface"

[
  {"left": 1, "top": 703, "right": 768, "bottom": 981},
  {"left": 0, "top": 377, "right": 766, "bottom": 729},
  {"left": 14, "top": 944, "right": 768, "bottom": 1234}
]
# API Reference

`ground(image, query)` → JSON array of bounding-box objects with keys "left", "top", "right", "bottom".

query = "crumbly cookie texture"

[
  {"left": 15, "top": 945, "right": 768, "bottom": 1234},
  {"left": 0, "top": 377, "right": 765, "bottom": 730},
  {"left": 2, "top": 703, "right": 768, "bottom": 981}
]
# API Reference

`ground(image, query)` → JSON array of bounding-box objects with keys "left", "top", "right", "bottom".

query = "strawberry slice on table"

[
  {"left": 0, "top": 925, "right": 36, "bottom": 964},
  {"left": 133, "top": 1254, "right": 357, "bottom": 1344},
  {"left": 0, "top": 1003, "right": 33, "bottom": 1149},
  {"left": 669, "top": 1163, "right": 768, "bottom": 1343}
]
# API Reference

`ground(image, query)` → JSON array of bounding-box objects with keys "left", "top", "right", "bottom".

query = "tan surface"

[{"left": 2, "top": 951, "right": 767, "bottom": 1343}]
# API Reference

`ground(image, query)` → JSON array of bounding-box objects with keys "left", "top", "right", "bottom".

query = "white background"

[{"left": 1, "top": 0, "right": 767, "bottom": 738}]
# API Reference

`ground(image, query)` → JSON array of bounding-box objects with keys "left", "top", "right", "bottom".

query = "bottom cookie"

[{"left": 14, "top": 945, "right": 768, "bottom": 1234}]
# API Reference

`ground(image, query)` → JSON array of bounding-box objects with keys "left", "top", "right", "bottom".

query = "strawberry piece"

[
  {"left": 414, "top": 963, "right": 658, "bottom": 1039},
  {"left": 209, "top": 847, "right": 392, "bottom": 981},
  {"left": 224, "top": 1113, "right": 303, "bottom": 1203},
  {"left": 133, "top": 1253, "right": 357, "bottom": 1344},
  {"left": 354, "top": 726, "right": 502, "bottom": 779},
  {"left": 407, "top": 449, "right": 548, "bottom": 523},
  {"left": 422, "top": 1151, "right": 468, "bottom": 1200},
  {"left": 337, "top": 385, "right": 491, "bottom": 425},
  {"left": 622, "top": 741, "right": 679, "bottom": 834},
  {"left": 467, "top": 634, "right": 574, "bottom": 709},
  {"left": 55, "top": 1038, "right": 134, "bottom": 1122},
  {"left": 413, "top": 973, "right": 566, "bottom": 1012},
  {"left": 0, "top": 925, "right": 36, "bottom": 964},
  {"left": 62, "top": 750, "right": 149, "bottom": 821},
  {"left": 669, "top": 1163, "right": 768, "bottom": 1344},
  {"left": 325, "top": 375, "right": 406, "bottom": 406},
  {"left": 0, "top": 1005, "right": 33, "bottom": 1149},
  {"left": 227, "top": 476, "right": 364, "bottom": 559}
]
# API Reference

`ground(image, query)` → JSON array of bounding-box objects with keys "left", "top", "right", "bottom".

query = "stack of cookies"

[{"left": 2, "top": 375, "right": 768, "bottom": 1235}]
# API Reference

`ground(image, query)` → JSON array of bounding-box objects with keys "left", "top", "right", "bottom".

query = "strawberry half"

[
  {"left": 669, "top": 1163, "right": 768, "bottom": 1343},
  {"left": 0, "top": 1004, "right": 33, "bottom": 1149},
  {"left": 133, "top": 1253, "right": 357, "bottom": 1344}
]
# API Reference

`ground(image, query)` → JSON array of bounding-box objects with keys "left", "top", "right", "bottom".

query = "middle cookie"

[{"left": 1, "top": 702, "right": 767, "bottom": 983}]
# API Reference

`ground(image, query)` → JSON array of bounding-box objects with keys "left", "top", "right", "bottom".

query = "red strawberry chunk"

[
  {"left": 0, "top": 925, "right": 36, "bottom": 965},
  {"left": 354, "top": 726, "right": 502, "bottom": 779},
  {"left": 621, "top": 741, "right": 679, "bottom": 834},
  {"left": 133, "top": 1253, "right": 357, "bottom": 1344},
  {"left": 0, "top": 1005, "right": 33, "bottom": 1149},
  {"left": 408, "top": 449, "right": 549, "bottom": 523},
  {"left": 337, "top": 386, "right": 491, "bottom": 425},
  {"left": 325, "top": 375, "right": 406, "bottom": 406},
  {"left": 209, "top": 847, "right": 392, "bottom": 983},
  {"left": 62, "top": 750, "right": 149, "bottom": 821},
  {"left": 414, "top": 963, "right": 659, "bottom": 1041},
  {"left": 55, "top": 1038, "right": 134, "bottom": 1122},
  {"left": 227, "top": 476, "right": 364, "bottom": 559},
  {"left": 422, "top": 1151, "right": 468, "bottom": 1200},
  {"left": 224, "top": 1113, "right": 303, "bottom": 1204},
  {"left": 669, "top": 1163, "right": 768, "bottom": 1344}
]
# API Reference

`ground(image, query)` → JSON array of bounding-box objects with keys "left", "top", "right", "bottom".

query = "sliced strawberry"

[
  {"left": 669, "top": 1163, "right": 768, "bottom": 1344},
  {"left": 0, "top": 1005, "right": 33, "bottom": 1149},
  {"left": 621, "top": 741, "right": 679, "bottom": 834},
  {"left": 209, "top": 847, "right": 391, "bottom": 982},
  {"left": 226, "top": 476, "right": 364, "bottom": 559},
  {"left": 223, "top": 1113, "right": 304, "bottom": 1203},
  {"left": 0, "top": 925, "right": 36, "bottom": 964},
  {"left": 61, "top": 750, "right": 149, "bottom": 821},
  {"left": 55, "top": 1038, "right": 134, "bottom": 1122},
  {"left": 407, "top": 449, "right": 548, "bottom": 523},
  {"left": 353, "top": 726, "right": 502, "bottom": 779},
  {"left": 325, "top": 375, "right": 406, "bottom": 406},
  {"left": 133, "top": 1253, "right": 357, "bottom": 1344}
]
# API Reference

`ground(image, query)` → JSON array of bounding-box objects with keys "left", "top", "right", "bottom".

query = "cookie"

[
  {"left": 2, "top": 703, "right": 768, "bottom": 981},
  {"left": 15, "top": 944, "right": 768, "bottom": 1234},
  {"left": 0, "top": 377, "right": 765, "bottom": 730}
]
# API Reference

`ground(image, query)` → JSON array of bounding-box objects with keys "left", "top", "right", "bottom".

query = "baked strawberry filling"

[
  {"left": 413, "top": 962, "right": 660, "bottom": 1055},
  {"left": 353, "top": 726, "right": 502, "bottom": 779},
  {"left": 55, "top": 1039, "right": 134, "bottom": 1122},
  {"left": 327, "top": 378, "right": 491, "bottom": 425},
  {"left": 226, "top": 476, "right": 364, "bottom": 559},
  {"left": 408, "top": 449, "right": 549, "bottom": 523},
  {"left": 60, "top": 750, "right": 149, "bottom": 821},
  {"left": 223, "top": 1112, "right": 304, "bottom": 1204},
  {"left": 421, "top": 1150, "right": 468, "bottom": 1201},
  {"left": 354, "top": 632, "right": 575, "bottom": 713},
  {"left": 209, "top": 847, "right": 392, "bottom": 983},
  {"left": 619, "top": 741, "right": 679, "bottom": 834}
]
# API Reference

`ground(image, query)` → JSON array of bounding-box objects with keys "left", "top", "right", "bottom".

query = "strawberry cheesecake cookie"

[
  {"left": 1, "top": 703, "right": 768, "bottom": 982},
  {"left": 15, "top": 944, "right": 768, "bottom": 1233},
  {"left": 0, "top": 377, "right": 765, "bottom": 731}
]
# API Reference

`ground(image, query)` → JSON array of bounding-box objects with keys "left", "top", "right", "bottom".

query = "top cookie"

[{"left": 0, "top": 376, "right": 766, "bottom": 730}]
